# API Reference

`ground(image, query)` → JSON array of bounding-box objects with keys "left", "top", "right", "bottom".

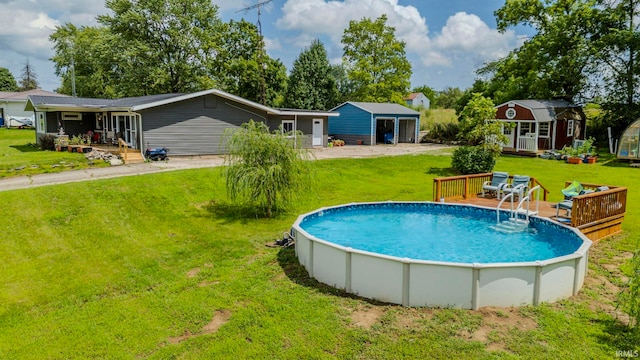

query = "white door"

[{"left": 312, "top": 119, "right": 323, "bottom": 146}]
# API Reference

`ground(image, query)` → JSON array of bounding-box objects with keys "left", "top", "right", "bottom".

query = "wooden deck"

[
  {"left": 433, "top": 173, "right": 628, "bottom": 242},
  {"left": 447, "top": 196, "right": 562, "bottom": 219}
]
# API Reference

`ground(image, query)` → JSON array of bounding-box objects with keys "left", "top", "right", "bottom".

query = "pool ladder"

[{"left": 493, "top": 185, "right": 541, "bottom": 233}]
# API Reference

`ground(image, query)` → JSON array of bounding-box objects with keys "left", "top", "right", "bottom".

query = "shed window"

[
  {"left": 539, "top": 122, "right": 550, "bottom": 138},
  {"left": 567, "top": 120, "right": 574, "bottom": 137},
  {"left": 519, "top": 122, "right": 534, "bottom": 136}
]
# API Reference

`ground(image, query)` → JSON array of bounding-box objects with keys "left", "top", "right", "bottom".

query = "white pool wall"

[{"left": 293, "top": 201, "right": 591, "bottom": 310}]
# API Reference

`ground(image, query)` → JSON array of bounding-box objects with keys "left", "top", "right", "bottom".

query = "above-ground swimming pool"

[{"left": 293, "top": 202, "right": 592, "bottom": 309}]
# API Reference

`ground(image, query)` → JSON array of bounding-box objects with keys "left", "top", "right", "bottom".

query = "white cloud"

[{"left": 432, "top": 12, "right": 515, "bottom": 63}]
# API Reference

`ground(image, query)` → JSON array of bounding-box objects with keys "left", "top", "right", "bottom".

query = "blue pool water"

[{"left": 299, "top": 203, "right": 584, "bottom": 263}]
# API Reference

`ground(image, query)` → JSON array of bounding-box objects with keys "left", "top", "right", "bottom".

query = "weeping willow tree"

[{"left": 222, "top": 120, "right": 313, "bottom": 218}]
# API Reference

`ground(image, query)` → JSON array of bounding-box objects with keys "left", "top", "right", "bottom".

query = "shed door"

[{"left": 312, "top": 119, "right": 323, "bottom": 146}]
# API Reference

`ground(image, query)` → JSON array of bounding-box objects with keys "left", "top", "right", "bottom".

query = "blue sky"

[{"left": 0, "top": 0, "right": 532, "bottom": 93}]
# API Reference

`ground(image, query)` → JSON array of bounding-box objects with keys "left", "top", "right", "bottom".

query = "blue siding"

[{"left": 328, "top": 103, "right": 371, "bottom": 136}]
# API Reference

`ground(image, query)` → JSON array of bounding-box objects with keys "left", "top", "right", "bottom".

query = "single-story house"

[
  {"left": 25, "top": 88, "right": 339, "bottom": 155},
  {"left": 328, "top": 102, "right": 420, "bottom": 145},
  {"left": 405, "top": 92, "right": 430, "bottom": 109},
  {"left": 494, "top": 99, "right": 586, "bottom": 154},
  {"left": 1, "top": 89, "right": 68, "bottom": 127}
]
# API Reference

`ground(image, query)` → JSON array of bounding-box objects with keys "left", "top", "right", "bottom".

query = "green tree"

[
  {"left": 50, "top": 24, "right": 120, "bottom": 98},
  {"left": 0, "top": 68, "right": 18, "bottom": 91},
  {"left": 284, "top": 39, "right": 338, "bottom": 110},
  {"left": 215, "top": 20, "right": 287, "bottom": 107},
  {"left": 457, "top": 93, "right": 505, "bottom": 153},
  {"left": 434, "top": 87, "right": 463, "bottom": 109},
  {"left": 97, "top": 0, "right": 223, "bottom": 95},
  {"left": 222, "top": 120, "right": 312, "bottom": 218},
  {"left": 18, "top": 59, "right": 38, "bottom": 91},
  {"left": 341, "top": 14, "right": 412, "bottom": 103}
]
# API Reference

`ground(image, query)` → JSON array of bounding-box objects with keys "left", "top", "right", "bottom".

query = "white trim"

[{"left": 567, "top": 120, "right": 574, "bottom": 137}]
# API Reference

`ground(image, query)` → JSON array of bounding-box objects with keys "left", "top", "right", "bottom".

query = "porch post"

[{"left": 515, "top": 122, "right": 521, "bottom": 151}]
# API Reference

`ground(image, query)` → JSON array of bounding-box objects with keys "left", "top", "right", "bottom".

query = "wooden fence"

[
  {"left": 432, "top": 173, "right": 549, "bottom": 202},
  {"left": 562, "top": 182, "right": 627, "bottom": 240}
]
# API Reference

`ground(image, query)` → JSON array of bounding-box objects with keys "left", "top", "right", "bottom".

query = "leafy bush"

[
  {"left": 426, "top": 122, "right": 460, "bottom": 141},
  {"left": 618, "top": 249, "right": 640, "bottom": 331},
  {"left": 38, "top": 134, "right": 56, "bottom": 151},
  {"left": 451, "top": 145, "right": 496, "bottom": 174}
]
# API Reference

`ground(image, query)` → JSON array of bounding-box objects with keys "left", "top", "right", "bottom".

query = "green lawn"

[
  {"left": 0, "top": 146, "right": 639, "bottom": 358},
  {"left": 0, "top": 128, "right": 108, "bottom": 178}
]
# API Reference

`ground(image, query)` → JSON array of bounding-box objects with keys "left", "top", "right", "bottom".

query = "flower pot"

[
  {"left": 567, "top": 157, "right": 582, "bottom": 164},
  {"left": 586, "top": 157, "right": 597, "bottom": 164}
]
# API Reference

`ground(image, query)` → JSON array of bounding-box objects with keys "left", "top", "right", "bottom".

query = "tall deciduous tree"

[
  {"left": 19, "top": 59, "right": 38, "bottom": 91},
  {"left": 341, "top": 15, "right": 411, "bottom": 103},
  {"left": 284, "top": 39, "right": 338, "bottom": 110},
  {"left": 215, "top": 20, "right": 287, "bottom": 107},
  {"left": 50, "top": 24, "right": 119, "bottom": 98},
  {"left": 0, "top": 68, "right": 18, "bottom": 91},
  {"left": 97, "top": 0, "right": 223, "bottom": 95}
]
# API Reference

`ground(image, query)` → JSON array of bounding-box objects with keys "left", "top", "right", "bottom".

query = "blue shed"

[{"left": 329, "top": 102, "right": 420, "bottom": 145}]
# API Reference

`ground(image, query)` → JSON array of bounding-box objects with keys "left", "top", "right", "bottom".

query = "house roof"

[
  {"left": 1, "top": 89, "right": 68, "bottom": 102},
  {"left": 405, "top": 93, "right": 422, "bottom": 100},
  {"left": 25, "top": 89, "right": 339, "bottom": 117},
  {"left": 331, "top": 101, "right": 419, "bottom": 116},
  {"left": 495, "top": 99, "right": 582, "bottom": 122}
]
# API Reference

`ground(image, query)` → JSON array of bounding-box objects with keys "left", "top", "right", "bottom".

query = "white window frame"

[
  {"left": 502, "top": 123, "right": 512, "bottom": 135},
  {"left": 538, "top": 122, "right": 550, "bottom": 138},
  {"left": 519, "top": 122, "right": 533, "bottom": 136},
  {"left": 567, "top": 120, "right": 574, "bottom": 137},
  {"left": 282, "top": 120, "right": 295, "bottom": 135}
]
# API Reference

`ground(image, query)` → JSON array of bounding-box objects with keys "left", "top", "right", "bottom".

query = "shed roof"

[
  {"left": 332, "top": 101, "right": 419, "bottom": 116},
  {"left": 495, "top": 99, "right": 582, "bottom": 122}
]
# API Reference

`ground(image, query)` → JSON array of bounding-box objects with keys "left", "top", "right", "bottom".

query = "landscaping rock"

[{"left": 110, "top": 158, "right": 123, "bottom": 166}]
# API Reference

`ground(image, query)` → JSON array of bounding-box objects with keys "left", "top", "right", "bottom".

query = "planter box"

[
  {"left": 567, "top": 157, "right": 582, "bottom": 164},
  {"left": 585, "top": 157, "right": 597, "bottom": 164}
]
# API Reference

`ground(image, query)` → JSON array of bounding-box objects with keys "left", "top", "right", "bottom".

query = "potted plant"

[
  {"left": 582, "top": 138, "right": 597, "bottom": 164},
  {"left": 560, "top": 145, "right": 583, "bottom": 164}
]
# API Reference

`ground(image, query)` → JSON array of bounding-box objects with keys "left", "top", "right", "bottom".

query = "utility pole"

[{"left": 237, "top": 0, "right": 273, "bottom": 105}]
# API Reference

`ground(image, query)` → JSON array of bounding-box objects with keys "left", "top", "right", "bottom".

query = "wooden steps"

[{"left": 120, "top": 151, "right": 145, "bottom": 164}]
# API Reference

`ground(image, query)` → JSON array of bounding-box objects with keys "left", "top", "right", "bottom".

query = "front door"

[{"left": 312, "top": 119, "right": 323, "bottom": 146}]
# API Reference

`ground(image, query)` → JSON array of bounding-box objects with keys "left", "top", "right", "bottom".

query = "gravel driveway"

[{"left": 0, "top": 143, "right": 453, "bottom": 192}]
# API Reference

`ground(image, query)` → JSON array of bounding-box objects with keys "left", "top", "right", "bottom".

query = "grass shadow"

[
  {"left": 593, "top": 317, "right": 640, "bottom": 353},
  {"left": 275, "top": 246, "right": 393, "bottom": 307},
  {"left": 9, "top": 144, "right": 39, "bottom": 153},
  {"left": 425, "top": 167, "right": 455, "bottom": 177},
  {"left": 201, "top": 199, "right": 291, "bottom": 224}
]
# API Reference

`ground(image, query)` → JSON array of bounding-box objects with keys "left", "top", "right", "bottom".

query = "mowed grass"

[
  {"left": 0, "top": 149, "right": 639, "bottom": 358},
  {"left": 0, "top": 128, "right": 108, "bottom": 178}
]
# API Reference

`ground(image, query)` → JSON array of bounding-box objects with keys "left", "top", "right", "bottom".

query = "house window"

[
  {"left": 282, "top": 120, "right": 294, "bottom": 134},
  {"left": 539, "top": 122, "right": 550, "bottom": 138},
  {"left": 505, "top": 108, "right": 516, "bottom": 119},
  {"left": 503, "top": 124, "right": 512, "bottom": 135},
  {"left": 567, "top": 120, "right": 574, "bottom": 137}
]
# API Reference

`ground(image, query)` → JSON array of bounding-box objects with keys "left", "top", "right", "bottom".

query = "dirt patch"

[
  {"left": 186, "top": 268, "right": 200, "bottom": 278},
  {"left": 350, "top": 305, "right": 385, "bottom": 329},
  {"left": 167, "top": 310, "right": 231, "bottom": 344},
  {"left": 457, "top": 307, "right": 537, "bottom": 353}
]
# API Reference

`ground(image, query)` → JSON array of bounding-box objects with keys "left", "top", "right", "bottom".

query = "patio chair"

[
  {"left": 481, "top": 171, "right": 509, "bottom": 198},
  {"left": 555, "top": 199, "right": 574, "bottom": 219},
  {"left": 561, "top": 181, "right": 584, "bottom": 200},
  {"left": 502, "top": 175, "right": 531, "bottom": 200}
]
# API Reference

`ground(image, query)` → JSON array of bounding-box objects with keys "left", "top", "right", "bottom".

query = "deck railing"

[
  {"left": 433, "top": 173, "right": 549, "bottom": 201},
  {"left": 564, "top": 182, "right": 627, "bottom": 229}
]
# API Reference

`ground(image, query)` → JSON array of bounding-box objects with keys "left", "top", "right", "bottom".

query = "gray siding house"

[
  {"left": 329, "top": 102, "right": 420, "bottom": 145},
  {"left": 25, "top": 89, "right": 338, "bottom": 155}
]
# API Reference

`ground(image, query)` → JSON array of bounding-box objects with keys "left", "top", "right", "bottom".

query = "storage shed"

[
  {"left": 494, "top": 99, "right": 586, "bottom": 154},
  {"left": 617, "top": 118, "right": 640, "bottom": 160},
  {"left": 328, "top": 102, "right": 420, "bottom": 145}
]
